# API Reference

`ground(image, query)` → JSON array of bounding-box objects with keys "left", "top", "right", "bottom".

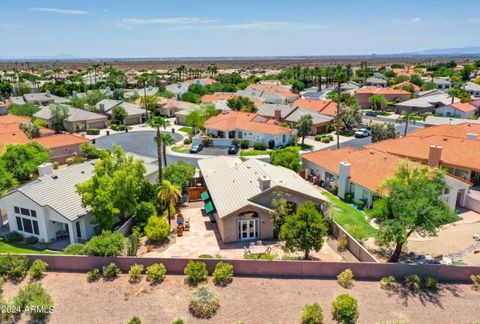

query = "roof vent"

[{"left": 467, "top": 133, "right": 478, "bottom": 140}]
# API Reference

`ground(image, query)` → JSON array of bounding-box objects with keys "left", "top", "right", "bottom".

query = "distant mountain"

[{"left": 406, "top": 46, "right": 480, "bottom": 55}]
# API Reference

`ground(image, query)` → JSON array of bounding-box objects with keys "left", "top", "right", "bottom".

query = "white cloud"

[
  {"left": 392, "top": 17, "right": 422, "bottom": 25},
  {"left": 30, "top": 7, "right": 88, "bottom": 15},
  {"left": 121, "top": 17, "right": 217, "bottom": 25}
]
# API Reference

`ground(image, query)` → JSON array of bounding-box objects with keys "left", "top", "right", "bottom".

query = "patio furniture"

[
  {"left": 55, "top": 230, "right": 68, "bottom": 240},
  {"left": 249, "top": 245, "right": 268, "bottom": 255},
  {"left": 184, "top": 217, "right": 190, "bottom": 231}
]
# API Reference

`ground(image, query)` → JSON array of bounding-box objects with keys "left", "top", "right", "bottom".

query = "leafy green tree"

[
  {"left": 146, "top": 116, "right": 170, "bottom": 182},
  {"left": 181, "top": 91, "right": 201, "bottom": 103},
  {"left": 338, "top": 104, "right": 362, "bottom": 130},
  {"left": 186, "top": 109, "right": 206, "bottom": 134},
  {"left": 112, "top": 88, "right": 124, "bottom": 100},
  {"left": 0, "top": 162, "right": 17, "bottom": 195},
  {"left": 8, "top": 103, "right": 40, "bottom": 117},
  {"left": 164, "top": 161, "right": 195, "bottom": 189},
  {"left": 410, "top": 74, "right": 423, "bottom": 87},
  {"left": 49, "top": 104, "right": 69, "bottom": 133},
  {"left": 112, "top": 105, "right": 128, "bottom": 125},
  {"left": 0, "top": 142, "right": 49, "bottom": 182},
  {"left": 76, "top": 146, "right": 147, "bottom": 230},
  {"left": 421, "top": 82, "right": 436, "bottom": 91},
  {"left": 370, "top": 161, "right": 455, "bottom": 262},
  {"left": 85, "top": 90, "right": 108, "bottom": 106},
  {"left": 158, "top": 180, "right": 182, "bottom": 225},
  {"left": 326, "top": 92, "right": 358, "bottom": 106},
  {"left": 370, "top": 122, "right": 399, "bottom": 142},
  {"left": 270, "top": 147, "right": 301, "bottom": 172},
  {"left": 279, "top": 201, "right": 328, "bottom": 259},
  {"left": 188, "top": 83, "right": 208, "bottom": 96},
  {"left": 368, "top": 94, "right": 388, "bottom": 111},
  {"left": 134, "top": 201, "right": 157, "bottom": 228},
  {"left": 145, "top": 215, "right": 170, "bottom": 243},
  {"left": 0, "top": 81, "right": 13, "bottom": 99},
  {"left": 296, "top": 114, "right": 313, "bottom": 145},
  {"left": 227, "top": 96, "right": 257, "bottom": 112},
  {"left": 448, "top": 87, "right": 471, "bottom": 103},
  {"left": 19, "top": 122, "right": 40, "bottom": 138},
  {"left": 460, "top": 64, "right": 475, "bottom": 82},
  {"left": 140, "top": 95, "right": 158, "bottom": 113},
  {"left": 85, "top": 230, "right": 126, "bottom": 256},
  {"left": 290, "top": 79, "right": 305, "bottom": 93},
  {"left": 16, "top": 82, "right": 31, "bottom": 96}
]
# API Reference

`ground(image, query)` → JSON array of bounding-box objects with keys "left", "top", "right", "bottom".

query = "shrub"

[
  {"left": 80, "top": 142, "right": 107, "bottom": 159},
  {"left": 5, "top": 231, "right": 23, "bottom": 243},
  {"left": 405, "top": 274, "right": 421, "bottom": 291},
  {"left": 117, "top": 125, "right": 126, "bottom": 131},
  {"left": 337, "top": 238, "right": 348, "bottom": 252},
  {"left": 231, "top": 139, "right": 240, "bottom": 145},
  {"left": 145, "top": 215, "right": 170, "bottom": 243},
  {"left": 0, "top": 254, "right": 29, "bottom": 280},
  {"left": 199, "top": 254, "right": 214, "bottom": 259},
  {"left": 301, "top": 303, "right": 323, "bottom": 324},
  {"left": 331, "top": 294, "right": 358, "bottom": 323},
  {"left": 471, "top": 274, "right": 480, "bottom": 290},
  {"left": 314, "top": 135, "right": 322, "bottom": 141},
  {"left": 183, "top": 137, "right": 192, "bottom": 145},
  {"left": 344, "top": 192, "right": 354, "bottom": 203},
  {"left": 66, "top": 155, "right": 86, "bottom": 165},
  {"left": 128, "top": 264, "right": 145, "bottom": 282},
  {"left": 337, "top": 269, "right": 354, "bottom": 288},
  {"left": 184, "top": 260, "right": 208, "bottom": 285},
  {"left": 134, "top": 201, "right": 157, "bottom": 227},
  {"left": 253, "top": 142, "right": 267, "bottom": 150},
  {"left": 25, "top": 235, "right": 39, "bottom": 245},
  {"left": 29, "top": 260, "right": 48, "bottom": 279},
  {"left": 128, "top": 316, "right": 142, "bottom": 324},
  {"left": 53, "top": 161, "right": 59, "bottom": 169},
  {"left": 321, "top": 137, "right": 330, "bottom": 143},
  {"left": 63, "top": 243, "right": 87, "bottom": 255},
  {"left": 327, "top": 134, "right": 334, "bottom": 141},
  {"left": 425, "top": 277, "right": 438, "bottom": 291},
  {"left": 146, "top": 263, "right": 167, "bottom": 283},
  {"left": 87, "top": 268, "right": 101, "bottom": 282},
  {"left": 346, "top": 224, "right": 366, "bottom": 242},
  {"left": 103, "top": 262, "right": 121, "bottom": 280},
  {"left": 355, "top": 199, "right": 366, "bottom": 210},
  {"left": 172, "top": 319, "right": 184, "bottom": 324},
  {"left": 111, "top": 124, "right": 118, "bottom": 131},
  {"left": 213, "top": 262, "right": 234, "bottom": 286},
  {"left": 240, "top": 139, "right": 249, "bottom": 149},
  {"left": 85, "top": 231, "right": 126, "bottom": 256},
  {"left": 14, "top": 283, "right": 53, "bottom": 320},
  {"left": 380, "top": 276, "right": 397, "bottom": 290},
  {"left": 189, "top": 285, "right": 220, "bottom": 318},
  {"left": 86, "top": 128, "right": 100, "bottom": 135}
]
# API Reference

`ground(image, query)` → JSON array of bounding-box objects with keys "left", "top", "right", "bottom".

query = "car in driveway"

[
  {"left": 189, "top": 143, "right": 204, "bottom": 153},
  {"left": 354, "top": 128, "right": 370, "bottom": 138},
  {"left": 365, "top": 111, "right": 378, "bottom": 117},
  {"left": 227, "top": 144, "right": 239, "bottom": 155}
]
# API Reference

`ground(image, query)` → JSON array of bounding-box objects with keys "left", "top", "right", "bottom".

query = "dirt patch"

[{"left": 2, "top": 272, "right": 480, "bottom": 323}]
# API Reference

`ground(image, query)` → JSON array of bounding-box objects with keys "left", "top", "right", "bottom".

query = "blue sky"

[{"left": 0, "top": 0, "right": 479, "bottom": 58}]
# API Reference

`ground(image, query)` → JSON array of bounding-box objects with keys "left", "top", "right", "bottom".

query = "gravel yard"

[{"left": 3, "top": 272, "right": 480, "bottom": 323}]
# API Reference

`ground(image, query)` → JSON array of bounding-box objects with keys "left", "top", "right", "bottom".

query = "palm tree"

[
  {"left": 399, "top": 111, "right": 414, "bottom": 136},
  {"left": 146, "top": 116, "right": 170, "bottom": 183},
  {"left": 333, "top": 68, "right": 349, "bottom": 149},
  {"left": 159, "top": 133, "right": 175, "bottom": 167},
  {"left": 296, "top": 114, "right": 313, "bottom": 145},
  {"left": 138, "top": 72, "right": 150, "bottom": 120},
  {"left": 158, "top": 180, "right": 181, "bottom": 226},
  {"left": 92, "top": 63, "right": 100, "bottom": 84}
]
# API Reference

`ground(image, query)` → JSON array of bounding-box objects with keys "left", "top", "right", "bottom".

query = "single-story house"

[
  {"left": 355, "top": 87, "right": 411, "bottom": 109},
  {"left": 394, "top": 93, "right": 459, "bottom": 114},
  {"left": 435, "top": 102, "right": 478, "bottom": 119},
  {"left": 124, "top": 86, "right": 159, "bottom": 99},
  {"left": 424, "top": 115, "right": 480, "bottom": 127},
  {"left": 432, "top": 78, "right": 452, "bottom": 90},
  {"left": 464, "top": 82, "right": 480, "bottom": 98},
  {"left": 9, "top": 92, "right": 69, "bottom": 106},
  {"left": 34, "top": 104, "right": 108, "bottom": 132},
  {"left": 202, "top": 110, "right": 295, "bottom": 147},
  {"left": 33, "top": 134, "right": 90, "bottom": 164},
  {"left": 0, "top": 154, "right": 159, "bottom": 245},
  {"left": 201, "top": 93, "right": 236, "bottom": 104},
  {"left": 198, "top": 156, "right": 329, "bottom": 243},
  {"left": 301, "top": 147, "right": 472, "bottom": 211},
  {"left": 365, "top": 77, "right": 388, "bottom": 87},
  {"left": 292, "top": 99, "right": 338, "bottom": 117},
  {"left": 175, "top": 107, "right": 196, "bottom": 125},
  {"left": 96, "top": 99, "right": 145, "bottom": 125},
  {"left": 166, "top": 83, "right": 190, "bottom": 100},
  {"left": 157, "top": 98, "right": 198, "bottom": 117}
]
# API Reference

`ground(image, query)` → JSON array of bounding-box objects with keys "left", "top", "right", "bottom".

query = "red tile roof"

[
  {"left": 204, "top": 110, "right": 293, "bottom": 135},
  {"left": 355, "top": 87, "right": 411, "bottom": 95},
  {"left": 451, "top": 102, "right": 478, "bottom": 113},
  {"left": 201, "top": 93, "right": 236, "bottom": 103},
  {"left": 33, "top": 133, "right": 90, "bottom": 149},
  {"left": 293, "top": 99, "right": 338, "bottom": 116},
  {"left": 406, "top": 122, "right": 480, "bottom": 140}
]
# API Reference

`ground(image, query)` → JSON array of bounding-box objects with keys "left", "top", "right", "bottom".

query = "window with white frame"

[{"left": 13, "top": 206, "right": 40, "bottom": 235}]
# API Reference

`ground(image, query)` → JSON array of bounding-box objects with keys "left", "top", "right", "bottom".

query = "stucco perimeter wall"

[{"left": 23, "top": 255, "right": 480, "bottom": 283}]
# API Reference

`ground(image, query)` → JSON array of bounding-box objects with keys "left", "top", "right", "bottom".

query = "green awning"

[
  {"left": 201, "top": 191, "right": 210, "bottom": 202},
  {"left": 205, "top": 201, "right": 216, "bottom": 214}
]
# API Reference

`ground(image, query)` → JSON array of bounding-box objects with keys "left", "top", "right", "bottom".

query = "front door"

[{"left": 238, "top": 219, "right": 259, "bottom": 240}]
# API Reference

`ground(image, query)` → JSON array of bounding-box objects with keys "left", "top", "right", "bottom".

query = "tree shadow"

[{"left": 385, "top": 283, "right": 464, "bottom": 308}]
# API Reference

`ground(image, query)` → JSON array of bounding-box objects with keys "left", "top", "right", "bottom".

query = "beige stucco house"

[{"left": 197, "top": 157, "right": 329, "bottom": 243}]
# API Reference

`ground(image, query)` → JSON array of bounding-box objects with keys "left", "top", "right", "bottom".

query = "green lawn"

[
  {"left": 0, "top": 237, "right": 60, "bottom": 254},
  {"left": 178, "top": 126, "right": 193, "bottom": 133},
  {"left": 171, "top": 145, "right": 190, "bottom": 153},
  {"left": 322, "top": 191, "right": 377, "bottom": 239},
  {"left": 240, "top": 149, "right": 271, "bottom": 157}
]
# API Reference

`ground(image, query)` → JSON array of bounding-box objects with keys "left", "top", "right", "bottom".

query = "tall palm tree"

[
  {"left": 399, "top": 111, "right": 413, "bottom": 136},
  {"left": 158, "top": 180, "right": 181, "bottom": 226},
  {"left": 92, "top": 63, "right": 100, "bottom": 84},
  {"left": 146, "top": 116, "right": 170, "bottom": 183},
  {"left": 159, "top": 133, "right": 175, "bottom": 167},
  {"left": 333, "top": 68, "right": 349, "bottom": 149},
  {"left": 138, "top": 72, "right": 150, "bottom": 120}
]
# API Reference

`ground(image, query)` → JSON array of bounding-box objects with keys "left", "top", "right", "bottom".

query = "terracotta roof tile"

[
  {"left": 355, "top": 87, "right": 411, "bottom": 95},
  {"left": 293, "top": 99, "right": 338, "bottom": 116},
  {"left": 451, "top": 102, "right": 478, "bottom": 113},
  {"left": 33, "top": 133, "right": 90, "bottom": 149}
]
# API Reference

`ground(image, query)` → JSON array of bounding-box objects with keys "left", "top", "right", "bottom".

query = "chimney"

[
  {"left": 38, "top": 163, "right": 54, "bottom": 177},
  {"left": 467, "top": 133, "right": 478, "bottom": 140},
  {"left": 99, "top": 103, "right": 105, "bottom": 113},
  {"left": 274, "top": 109, "right": 281, "bottom": 122},
  {"left": 337, "top": 161, "right": 351, "bottom": 199},
  {"left": 258, "top": 175, "right": 271, "bottom": 191},
  {"left": 428, "top": 145, "right": 442, "bottom": 167}
]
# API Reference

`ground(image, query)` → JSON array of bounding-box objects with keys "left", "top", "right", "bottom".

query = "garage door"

[
  {"left": 125, "top": 116, "right": 142, "bottom": 125},
  {"left": 88, "top": 121, "right": 106, "bottom": 129}
]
